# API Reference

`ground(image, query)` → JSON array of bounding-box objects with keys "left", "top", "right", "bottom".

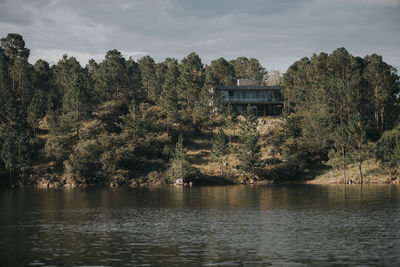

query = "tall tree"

[
  {"left": 92, "top": 50, "right": 131, "bottom": 103},
  {"left": 138, "top": 55, "right": 158, "bottom": 103},
  {"left": 60, "top": 66, "right": 91, "bottom": 135},
  {"left": 364, "top": 54, "right": 400, "bottom": 133},
  {"left": 211, "top": 128, "right": 229, "bottom": 175},
  {"left": 238, "top": 106, "right": 261, "bottom": 177},
  {"left": 205, "top": 57, "right": 236, "bottom": 87},
  {"left": 158, "top": 58, "right": 180, "bottom": 135},
  {"left": 178, "top": 52, "right": 204, "bottom": 110},
  {"left": 230, "top": 57, "right": 266, "bottom": 85}
]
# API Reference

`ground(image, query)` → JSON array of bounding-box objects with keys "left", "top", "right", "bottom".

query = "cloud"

[{"left": 0, "top": 0, "right": 399, "bottom": 72}]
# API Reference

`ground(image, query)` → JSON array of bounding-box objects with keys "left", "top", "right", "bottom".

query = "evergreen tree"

[
  {"left": 27, "top": 90, "right": 46, "bottom": 135},
  {"left": 61, "top": 69, "right": 91, "bottom": 135},
  {"left": 206, "top": 58, "right": 236, "bottom": 86},
  {"left": 92, "top": 50, "right": 131, "bottom": 103},
  {"left": 168, "top": 134, "right": 198, "bottom": 184},
  {"left": 211, "top": 128, "right": 228, "bottom": 175},
  {"left": 230, "top": 57, "right": 266, "bottom": 85},
  {"left": 138, "top": 55, "right": 158, "bottom": 103},
  {"left": 120, "top": 100, "right": 145, "bottom": 143},
  {"left": 376, "top": 127, "right": 400, "bottom": 178},
  {"left": 238, "top": 106, "right": 261, "bottom": 177},
  {"left": 178, "top": 52, "right": 204, "bottom": 110},
  {"left": 158, "top": 58, "right": 180, "bottom": 135}
]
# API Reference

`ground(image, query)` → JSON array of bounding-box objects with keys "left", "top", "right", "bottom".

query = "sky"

[{"left": 0, "top": 0, "right": 399, "bottom": 72}]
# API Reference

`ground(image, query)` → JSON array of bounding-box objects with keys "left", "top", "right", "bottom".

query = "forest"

[{"left": 0, "top": 33, "right": 399, "bottom": 187}]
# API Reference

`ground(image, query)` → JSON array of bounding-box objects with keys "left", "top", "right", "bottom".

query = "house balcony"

[{"left": 224, "top": 97, "right": 283, "bottom": 104}]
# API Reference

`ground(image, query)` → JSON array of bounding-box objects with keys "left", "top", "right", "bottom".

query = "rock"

[
  {"left": 129, "top": 180, "right": 138, "bottom": 187},
  {"left": 174, "top": 178, "right": 183, "bottom": 186}
]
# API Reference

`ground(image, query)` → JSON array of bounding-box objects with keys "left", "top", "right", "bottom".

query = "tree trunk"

[
  {"left": 342, "top": 145, "right": 346, "bottom": 184},
  {"left": 374, "top": 85, "right": 379, "bottom": 131},
  {"left": 9, "top": 166, "right": 12, "bottom": 187},
  {"left": 358, "top": 143, "right": 363, "bottom": 184}
]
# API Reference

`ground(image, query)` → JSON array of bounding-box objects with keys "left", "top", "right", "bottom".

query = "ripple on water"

[{"left": 0, "top": 185, "right": 399, "bottom": 266}]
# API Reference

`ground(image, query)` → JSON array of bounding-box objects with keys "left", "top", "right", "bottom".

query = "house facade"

[{"left": 217, "top": 79, "right": 284, "bottom": 116}]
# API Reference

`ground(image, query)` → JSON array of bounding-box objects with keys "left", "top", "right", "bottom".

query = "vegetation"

[
  {"left": 267, "top": 48, "right": 400, "bottom": 183},
  {"left": 0, "top": 33, "right": 399, "bottom": 187}
]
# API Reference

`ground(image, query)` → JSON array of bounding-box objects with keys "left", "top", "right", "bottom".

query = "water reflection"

[{"left": 0, "top": 185, "right": 399, "bottom": 266}]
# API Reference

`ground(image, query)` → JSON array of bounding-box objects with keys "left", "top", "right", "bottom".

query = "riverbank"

[{"left": 304, "top": 160, "right": 399, "bottom": 184}]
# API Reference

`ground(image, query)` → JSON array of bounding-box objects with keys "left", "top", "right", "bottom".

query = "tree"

[
  {"left": 27, "top": 90, "right": 46, "bottom": 135},
  {"left": 238, "top": 106, "right": 261, "bottom": 177},
  {"left": 168, "top": 134, "right": 198, "bottom": 184},
  {"left": 265, "top": 69, "right": 281, "bottom": 85},
  {"left": 364, "top": 54, "right": 400, "bottom": 133},
  {"left": 120, "top": 100, "right": 145, "bottom": 143},
  {"left": 376, "top": 127, "right": 400, "bottom": 178},
  {"left": 0, "top": 33, "right": 30, "bottom": 92},
  {"left": 1, "top": 126, "right": 31, "bottom": 186},
  {"left": 158, "top": 58, "right": 180, "bottom": 135},
  {"left": 1, "top": 34, "right": 33, "bottom": 111},
  {"left": 205, "top": 57, "right": 236, "bottom": 86},
  {"left": 211, "top": 128, "right": 228, "bottom": 175},
  {"left": 92, "top": 50, "right": 132, "bottom": 103},
  {"left": 178, "top": 52, "right": 204, "bottom": 110},
  {"left": 223, "top": 104, "right": 238, "bottom": 148},
  {"left": 60, "top": 67, "right": 91, "bottom": 135},
  {"left": 230, "top": 57, "right": 266, "bottom": 85},
  {"left": 138, "top": 55, "right": 158, "bottom": 103},
  {"left": 347, "top": 112, "right": 369, "bottom": 183},
  {"left": 1, "top": 132, "right": 17, "bottom": 186}
]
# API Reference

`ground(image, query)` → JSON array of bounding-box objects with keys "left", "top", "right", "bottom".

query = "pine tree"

[
  {"left": 27, "top": 90, "right": 46, "bottom": 135},
  {"left": 121, "top": 100, "right": 145, "bottom": 143},
  {"left": 138, "top": 55, "right": 158, "bottom": 103},
  {"left": 178, "top": 52, "right": 204, "bottom": 110},
  {"left": 376, "top": 127, "right": 400, "bottom": 178},
  {"left": 60, "top": 70, "right": 91, "bottom": 135},
  {"left": 158, "top": 58, "right": 180, "bottom": 135},
  {"left": 238, "top": 106, "right": 261, "bottom": 177},
  {"left": 211, "top": 128, "right": 228, "bottom": 175},
  {"left": 168, "top": 134, "right": 198, "bottom": 184}
]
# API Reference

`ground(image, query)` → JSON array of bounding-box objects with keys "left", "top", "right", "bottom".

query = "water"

[{"left": 0, "top": 185, "right": 399, "bottom": 266}]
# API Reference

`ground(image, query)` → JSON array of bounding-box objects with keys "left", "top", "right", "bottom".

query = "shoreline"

[{"left": 3, "top": 175, "right": 398, "bottom": 189}]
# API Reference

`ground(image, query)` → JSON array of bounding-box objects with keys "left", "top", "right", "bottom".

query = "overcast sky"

[{"left": 0, "top": 0, "right": 399, "bottom": 72}]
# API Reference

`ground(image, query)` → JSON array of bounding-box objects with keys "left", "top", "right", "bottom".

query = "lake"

[{"left": 1, "top": 185, "right": 399, "bottom": 266}]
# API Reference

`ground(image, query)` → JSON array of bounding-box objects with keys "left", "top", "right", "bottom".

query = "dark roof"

[{"left": 217, "top": 85, "right": 282, "bottom": 91}]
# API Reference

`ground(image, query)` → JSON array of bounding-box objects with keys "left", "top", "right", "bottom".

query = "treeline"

[
  {"left": 0, "top": 33, "right": 399, "bottom": 187},
  {"left": 0, "top": 33, "right": 267, "bottom": 187},
  {"left": 267, "top": 48, "right": 400, "bottom": 182}
]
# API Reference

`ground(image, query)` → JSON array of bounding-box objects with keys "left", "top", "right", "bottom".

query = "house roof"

[{"left": 216, "top": 85, "right": 282, "bottom": 91}]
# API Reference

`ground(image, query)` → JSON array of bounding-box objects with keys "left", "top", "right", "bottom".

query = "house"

[{"left": 217, "top": 79, "right": 284, "bottom": 116}]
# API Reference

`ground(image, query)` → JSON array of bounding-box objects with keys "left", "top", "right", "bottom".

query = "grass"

[{"left": 307, "top": 160, "right": 394, "bottom": 184}]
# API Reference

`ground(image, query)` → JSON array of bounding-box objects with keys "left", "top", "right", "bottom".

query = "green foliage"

[
  {"left": 230, "top": 57, "right": 266, "bottom": 85},
  {"left": 60, "top": 69, "right": 91, "bottom": 134},
  {"left": 279, "top": 47, "right": 400, "bottom": 181},
  {"left": 178, "top": 52, "right": 204, "bottom": 109},
  {"left": 1, "top": 32, "right": 399, "bottom": 186},
  {"left": 211, "top": 129, "right": 229, "bottom": 174},
  {"left": 168, "top": 134, "right": 199, "bottom": 184},
  {"left": 376, "top": 127, "right": 400, "bottom": 177},
  {"left": 238, "top": 106, "right": 262, "bottom": 176},
  {"left": 138, "top": 55, "right": 159, "bottom": 103},
  {"left": 205, "top": 58, "right": 236, "bottom": 86},
  {"left": 158, "top": 58, "right": 180, "bottom": 135},
  {"left": 27, "top": 90, "right": 46, "bottom": 134}
]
